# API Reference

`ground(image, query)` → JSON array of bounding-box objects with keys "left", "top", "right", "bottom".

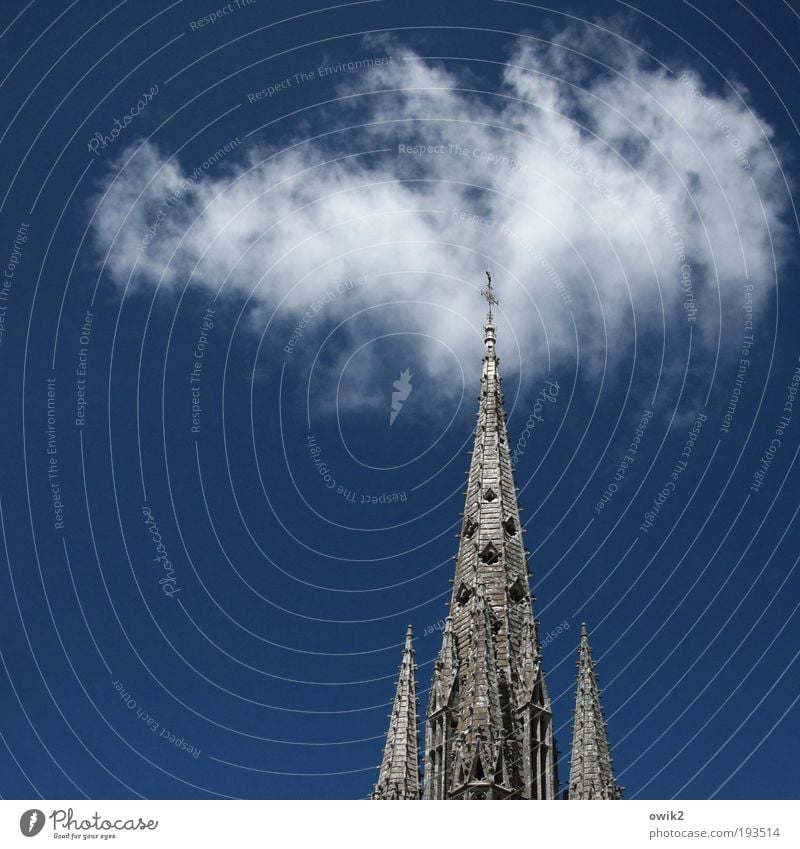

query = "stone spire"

[
  {"left": 372, "top": 626, "right": 421, "bottom": 799},
  {"left": 567, "top": 624, "right": 622, "bottom": 800},
  {"left": 422, "top": 273, "right": 558, "bottom": 799}
]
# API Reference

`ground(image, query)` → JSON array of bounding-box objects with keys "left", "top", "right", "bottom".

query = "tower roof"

[
  {"left": 567, "top": 624, "right": 622, "bottom": 799},
  {"left": 372, "top": 626, "right": 421, "bottom": 799},
  {"left": 423, "top": 272, "right": 557, "bottom": 799},
  {"left": 444, "top": 270, "right": 535, "bottom": 681}
]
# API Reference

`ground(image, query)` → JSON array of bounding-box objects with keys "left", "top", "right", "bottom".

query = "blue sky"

[{"left": 0, "top": 0, "right": 798, "bottom": 800}]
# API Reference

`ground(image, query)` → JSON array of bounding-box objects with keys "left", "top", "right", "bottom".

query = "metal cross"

[{"left": 480, "top": 270, "right": 498, "bottom": 319}]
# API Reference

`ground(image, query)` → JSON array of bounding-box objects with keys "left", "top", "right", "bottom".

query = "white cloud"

[{"left": 88, "top": 29, "right": 789, "bottom": 408}]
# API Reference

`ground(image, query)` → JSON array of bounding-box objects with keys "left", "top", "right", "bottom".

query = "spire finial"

[{"left": 480, "top": 270, "right": 498, "bottom": 323}]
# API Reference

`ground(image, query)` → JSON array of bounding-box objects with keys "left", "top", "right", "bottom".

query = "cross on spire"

[{"left": 480, "top": 270, "right": 498, "bottom": 322}]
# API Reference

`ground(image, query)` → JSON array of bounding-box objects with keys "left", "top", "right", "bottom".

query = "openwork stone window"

[
  {"left": 480, "top": 541, "right": 500, "bottom": 564},
  {"left": 508, "top": 576, "right": 527, "bottom": 603}
]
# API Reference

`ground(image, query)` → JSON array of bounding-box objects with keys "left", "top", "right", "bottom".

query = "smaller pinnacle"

[{"left": 371, "top": 625, "right": 421, "bottom": 799}]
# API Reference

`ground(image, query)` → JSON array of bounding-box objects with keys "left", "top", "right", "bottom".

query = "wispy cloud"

[{"left": 88, "top": 29, "right": 789, "bottom": 410}]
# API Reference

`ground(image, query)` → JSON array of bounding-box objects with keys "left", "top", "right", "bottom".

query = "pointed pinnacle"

[
  {"left": 373, "top": 625, "right": 421, "bottom": 800},
  {"left": 568, "top": 624, "right": 619, "bottom": 800}
]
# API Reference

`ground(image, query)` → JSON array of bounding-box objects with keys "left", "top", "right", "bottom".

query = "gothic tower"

[
  {"left": 373, "top": 275, "right": 625, "bottom": 800},
  {"left": 420, "top": 273, "right": 557, "bottom": 799},
  {"left": 566, "top": 624, "right": 622, "bottom": 799}
]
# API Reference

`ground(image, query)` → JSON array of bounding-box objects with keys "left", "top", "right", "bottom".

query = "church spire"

[
  {"left": 422, "top": 273, "right": 557, "bottom": 799},
  {"left": 372, "top": 626, "right": 421, "bottom": 800},
  {"left": 567, "top": 624, "right": 622, "bottom": 800}
]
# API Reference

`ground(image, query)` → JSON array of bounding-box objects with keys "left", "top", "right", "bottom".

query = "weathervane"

[{"left": 480, "top": 270, "right": 498, "bottom": 321}]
